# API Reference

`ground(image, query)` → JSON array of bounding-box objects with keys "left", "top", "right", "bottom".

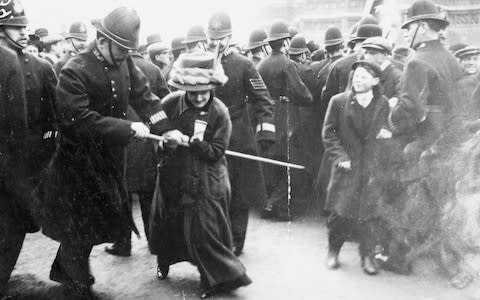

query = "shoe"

[
  {"left": 361, "top": 256, "right": 379, "bottom": 275},
  {"left": 233, "top": 246, "right": 243, "bottom": 257},
  {"left": 50, "top": 261, "right": 95, "bottom": 286},
  {"left": 200, "top": 274, "right": 252, "bottom": 298},
  {"left": 326, "top": 251, "right": 340, "bottom": 269},
  {"left": 104, "top": 244, "right": 131, "bottom": 257},
  {"left": 156, "top": 265, "right": 169, "bottom": 280}
]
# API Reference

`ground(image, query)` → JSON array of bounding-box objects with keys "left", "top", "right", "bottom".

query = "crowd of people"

[{"left": 1, "top": 0, "right": 480, "bottom": 299}]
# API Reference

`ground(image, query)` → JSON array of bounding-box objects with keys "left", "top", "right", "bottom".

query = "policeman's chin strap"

[
  {"left": 108, "top": 39, "right": 119, "bottom": 68},
  {"left": 409, "top": 23, "right": 420, "bottom": 50},
  {"left": 3, "top": 28, "right": 23, "bottom": 51},
  {"left": 70, "top": 39, "right": 80, "bottom": 54}
]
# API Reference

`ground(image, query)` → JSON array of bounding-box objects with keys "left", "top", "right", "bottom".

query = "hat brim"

[
  {"left": 266, "top": 34, "right": 290, "bottom": 42},
  {"left": 91, "top": 19, "right": 137, "bottom": 50},
  {"left": 65, "top": 34, "right": 88, "bottom": 41},
  {"left": 168, "top": 80, "right": 218, "bottom": 92},
  {"left": 352, "top": 61, "right": 382, "bottom": 78},
  {"left": 361, "top": 44, "right": 390, "bottom": 54},
  {"left": 182, "top": 37, "right": 207, "bottom": 45},
  {"left": 401, "top": 14, "right": 449, "bottom": 29},
  {"left": 289, "top": 48, "right": 307, "bottom": 55},
  {"left": 207, "top": 30, "right": 232, "bottom": 40},
  {"left": 244, "top": 41, "right": 267, "bottom": 51},
  {"left": 325, "top": 39, "right": 344, "bottom": 47}
]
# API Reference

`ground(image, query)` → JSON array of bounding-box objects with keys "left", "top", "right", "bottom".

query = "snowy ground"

[{"left": 7, "top": 201, "right": 480, "bottom": 300}]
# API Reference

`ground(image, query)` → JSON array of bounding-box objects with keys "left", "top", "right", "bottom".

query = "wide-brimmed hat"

[
  {"left": 401, "top": 0, "right": 448, "bottom": 29},
  {"left": 146, "top": 34, "right": 162, "bottom": 47},
  {"left": 455, "top": 46, "right": 480, "bottom": 59},
  {"left": 147, "top": 42, "right": 170, "bottom": 55},
  {"left": 289, "top": 34, "right": 308, "bottom": 55},
  {"left": 361, "top": 36, "right": 392, "bottom": 55},
  {"left": 43, "top": 35, "right": 64, "bottom": 46},
  {"left": 168, "top": 52, "right": 228, "bottom": 92},
  {"left": 352, "top": 60, "right": 383, "bottom": 78},
  {"left": 91, "top": 7, "right": 140, "bottom": 50},
  {"left": 65, "top": 21, "right": 88, "bottom": 41}
]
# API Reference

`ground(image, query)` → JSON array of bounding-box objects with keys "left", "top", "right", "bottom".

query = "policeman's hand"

[
  {"left": 258, "top": 140, "right": 274, "bottom": 154},
  {"left": 388, "top": 97, "right": 399, "bottom": 109},
  {"left": 131, "top": 122, "right": 150, "bottom": 139},
  {"left": 337, "top": 160, "right": 351, "bottom": 171}
]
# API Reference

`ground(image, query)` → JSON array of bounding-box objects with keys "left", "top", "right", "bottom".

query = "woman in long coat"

[
  {"left": 149, "top": 52, "right": 251, "bottom": 299},
  {"left": 322, "top": 60, "right": 392, "bottom": 275}
]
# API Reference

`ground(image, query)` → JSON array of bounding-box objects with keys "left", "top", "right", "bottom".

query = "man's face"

[
  {"left": 51, "top": 41, "right": 65, "bottom": 57},
  {"left": 207, "top": 35, "right": 230, "bottom": 54},
  {"left": 187, "top": 90, "right": 211, "bottom": 108},
  {"left": 352, "top": 66, "right": 378, "bottom": 93},
  {"left": 186, "top": 41, "right": 206, "bottom": 53},
  {"left": 364, "top": 48, "right": 387, "bottom": 66},
  {"left": 3, "top": 26, "right": 28, "bottom": 49},
  {"left": 461, "top": 54, "right": 480, "bottom": 75},
  {"left": 24, "top": 44, "right": 38, "bottom": 56},
  {"left": 70, "top": 38, "right": 87, "bottom": 53},
  {"left": 404, "top": 22, "right": 427, "bottom": 46},
  {"left": 98, "top": 37, "right": 129, "bottom": 65},
  {"left": 155, "top": 51, "right": 171, "bottom": 65}
]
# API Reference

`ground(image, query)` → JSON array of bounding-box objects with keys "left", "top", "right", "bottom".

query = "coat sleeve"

[
  {"left": 41, "top": 62, "right": 59, "bottom": 133},
  {"left": 322, "top": 96, "right": 350, "bottom": 165},
  {"left": 243, "top": 59, "right": 276, "bottom": 142},
  {"left": 56, "top": 66, "right": 133, "bottom": 145},
  {"left": 321, "top": 63, "right": 340, "bottom": 107},
  {"left": 7, "top": 55, "right": 28, "bottom": 140},
  {"left": 285, "top": 62, "right": 313, "bottom": 106},
  {"left": 389, "top": 59, "right": 432, "bottom": 134},
  {"left": 127, "top": 57, "right": 174, "bottom": 135},
  {"left": 191, "top": 103, "right": 232, "bottom": 163}
]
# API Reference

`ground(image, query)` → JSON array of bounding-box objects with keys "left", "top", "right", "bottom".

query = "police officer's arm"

[
  {"left": 389, "top": 59, "right": 432, "bottom": 134},
  {"left": 321, "top": 62, "right": 340, "bottom": 107},
  {"left": 57, "top": 66, "right": 136, "bottom": 145},
  {"left": 285, "top": 62, "right": 313, "bottom": 106},
  {"left": 155, "top": 68, "right": 170, "bottom": 99},
  {"left": 190, "top": 103, "right": 232, "bottom": 162},
  {"left": 244, "top": 60, "right": 275, "bottom": 142},
  {"left": 322, "top": 95, "right": 350, "bottom": 165},
  {"left": 127, "top": 57, "right": 174, "bottom": 135}
]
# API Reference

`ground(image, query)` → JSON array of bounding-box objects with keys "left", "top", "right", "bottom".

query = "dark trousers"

[
  {"left": 229, "top": 206, "right": 249, "bottom": 251},
  {"left": 114, "top": 191, "right": 153, "bottom": 247},
  {"left": 0, "top": 213, "right": 25, "bottom": 296},
  {"left": 52, "top": 240, "right": 93, "bottom": 286},
  {"left": 327, "top": 213, "right": 378, "bottom": 258}
]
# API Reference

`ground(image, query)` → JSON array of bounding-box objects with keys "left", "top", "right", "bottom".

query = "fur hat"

[{"left": 168, "top": 52, "right": 228, "bottom": 91}]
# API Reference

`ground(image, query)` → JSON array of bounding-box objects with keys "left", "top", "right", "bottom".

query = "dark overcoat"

[
  {"left": 0, "top": 46, "right": 34, "bottom": 232},
  {"left": 390, "top": 40, "right": 463, "bottom": 145},
  {"left": 54, "top": 51, "right": 73, "bottom": 75},
  {"left": 149, "top": 92, "right": 248, "bottom": 288},
  {"left": 323, "top": 90, "right": 391, "bottom": 221},
  {"left": 215, "top": 51, "right": 275, "bottom": 208},
  {"left": 34, "top": 44, "right": 173, "bottom": 245},
  {"left": 381, "top": 62, "right": 402, "bottom": 99},
  {"left": 322, "top": 53, "right": 359, "bottom": 106},
  {"left": 257, "top": 50, "right": 312, "bottom": 159}
]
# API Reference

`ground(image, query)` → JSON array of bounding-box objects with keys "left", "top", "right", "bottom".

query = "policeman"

[
  {"left": 54, "top": 21, "right": 89, "bottom": 75},
  {"left": 206, "top": 11, "right": 275, "bottom": 256},
  {"left": 244, "top": 28, "right": 269, "bottom": 66},
  {"left": 182, "top": 25, "right": 208, "bottom": 53},
  {"left": 0, "top": 0, "right": 57, "bottom": 297},
  {"left": 148, "top": 41, "right": 171, "bottom": 75},
  {"left": 288, "top": 34, "right": 321, "bottom": 204},
  {"left": 258, "top": 21, "right": 312, "bottom": 220},
  {"left": 34, "top": 7, "right": 175, "bottom": 298},
  {"left": 105, "top": 44, "right": 170, "bottom": 257}
]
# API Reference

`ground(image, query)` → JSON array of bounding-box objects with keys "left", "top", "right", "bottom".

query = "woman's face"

[{"left": 187, "top": 90, "right": 211, "bottom": 108}]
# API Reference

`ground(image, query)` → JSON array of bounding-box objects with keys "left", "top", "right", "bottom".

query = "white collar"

[
  {"left": 380, "top": 60, "right": 390, "bottom": 71},
  {"left": 355, "top": 90, "right": 374, "bottom": 108}
]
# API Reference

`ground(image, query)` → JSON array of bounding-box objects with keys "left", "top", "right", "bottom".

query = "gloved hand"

[{"left": 189, "top": 138, "right": 209, "bottom": 154}]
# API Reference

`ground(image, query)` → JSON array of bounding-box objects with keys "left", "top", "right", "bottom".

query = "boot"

[
  {"left": 50, "top": 260, "right": 95, "bottom": 286},
  {"left": 361, "top": 256, "right": 379, "bottom": 275},
  {"left": 326, "top": 249, "right": 340, "bottom": 269},
  {"left": 104, "top": 242, "right": 131, "bottom": 257},
  {"left": 157, "top": 265, "right": 169, "bottom": 280}
]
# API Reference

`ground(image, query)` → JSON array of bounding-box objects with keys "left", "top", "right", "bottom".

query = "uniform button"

[
  {"left": 112, "top": 87, "right": 116, "bottom": 92},
  {"left": 113, "top": 94, "right": 117, "bottom": 98},
  {"left": 111, "top": 105, "right": 115, "bottom": 109},
  {"left": 26, "top": 72, "right": 31, "bottom": 77},
  {"left": 24, "top": 58, "right": 29, "bottom": 63}
]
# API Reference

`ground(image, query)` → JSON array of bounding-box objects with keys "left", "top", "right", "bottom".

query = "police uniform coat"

[
  {"left": 149, "top": 91, "right": 251, "bottom": 289},
  {"left": 322, "top": 53, "right": 359, "bottom": 106},
  {"left": 34, "top": 44, "right": 173, "bottom": 245},
  {"left": 127, "top": 52, "right": 170, "bottom": 193},
  {"left": 323, "top": 90, "right": 390, "bottom": 221},
  {"left": 381, "top": 62, "right": 402, "bottom": 99},
  {"left": 215, "top": 51, "right": 275, "bottom": 209},
  {"left": 54, "top": 51, "right": 73, "bottom": 75},
  {"left": 390, "top": 40, "right": 463, "bottom": 145},
  {"left": 0, "top": 46, "right": 33, "bottom": 231},
  {"left": 17, "top": 51, "right": 58, "bottom": 176},
  {"left": 257, "top": 50, "right": 312, "bottom": 159}
]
